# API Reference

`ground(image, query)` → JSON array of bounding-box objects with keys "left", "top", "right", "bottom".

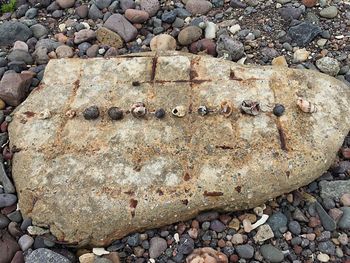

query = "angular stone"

[
  {"left": 104, "top": 14, "right": 138, "bottom": 42},
  {"left": 0, "top": 22, "right": 32, "bottom": 46},
  {"left": 9, "top": 52, "right": 350, "bottom": 246},
  {"left": 26, "top": 248, "right": 70, "bottom": 263},
  {"left": 96, "top": 27, "right": 124, "bottom": 49},
  {"left": 0, "top": 72, "right": 33, "bottom": 106},
  {"left": 319, "top": 180, "right": 350, "bottom": 199},
  {"left": 288, "top": 21, "right": 322, "bottom": 47}
]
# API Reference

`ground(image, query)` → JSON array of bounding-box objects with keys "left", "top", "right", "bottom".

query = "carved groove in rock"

[{"left": 9, "top": 52, "right": 350, "bottom": 246}]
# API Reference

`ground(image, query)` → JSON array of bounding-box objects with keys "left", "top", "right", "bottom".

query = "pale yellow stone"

[
  {"left": 293, "top": 48, "right": 310, "bottom": 63},
  {"left": 272, "top": 56, "right": 288, "bottom": 67}
]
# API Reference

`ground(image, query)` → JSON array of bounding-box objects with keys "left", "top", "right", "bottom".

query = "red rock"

[
  {"left": 329, "top": 208, "right": 344, "bottom": 222},
  {"left": 302, "top": 0, "right": 317, "bottom": 8},
  {"left": 293, "top": 245, "right": 303, "bottom": 255},
  {"left": 219, "top": 214, "right": 232, "bottom": 225},
  {"left": 124, "top": 9, "right": 149, "bottom": 24},
  {"left": 11, "top": 251, "right": 24, "bottom": 263},
  {"left": 104, "top": 14, "right": 138, "bottom": 42},
  {"left": 189, "top": 39, "right": 217, "bottom": 56},
  {"left": 229, "top": 254, "right": 239, "bottom": 262},
  {"left": 218, "top": 239, "right": 226, "bottom": 248},
  {"left": 0, "top": 72, "right": 32, "bottom": 106},
  {"left": 308, "top": 217, "right": 321, "bottom": 227},
  {"left": 0, "top": 121, "right": 8, "bottom": 132}
]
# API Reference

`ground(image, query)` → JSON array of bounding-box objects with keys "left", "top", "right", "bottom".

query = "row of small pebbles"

[{"left": 0, "top": 0, "right": 349, "bottom": 262}]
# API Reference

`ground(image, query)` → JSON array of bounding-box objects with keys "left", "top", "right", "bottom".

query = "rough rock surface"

[{"left": 9, "top": 52, "right": 350, "bottom": 246}]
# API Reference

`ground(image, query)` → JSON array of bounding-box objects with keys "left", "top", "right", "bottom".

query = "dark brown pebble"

[{"left": 108, "top": 107, "right": 124, "bottom": 120}]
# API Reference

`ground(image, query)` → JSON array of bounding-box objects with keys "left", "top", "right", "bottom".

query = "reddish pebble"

[
  {"left": 293, "top": 245, "right": 303, "bottom": 255},
  {"left": 217, "top": 239, "right": 226, "bottom": 248},
  {"left": 219, "top": 214, "right": 232, "bottom": 225},
  {"left": 340, "top": 193, "right": 350, "bottom": 206},
  {"left": 302, "top": 0, "right": 317, "bottom": 7},
  {"left": 0, "top": 121, "right": 8, "bottom": 132},
  {"left": 305, "top": 233, "right": 316, "bottom": 241},
  {"left": 1, "top": 204, "right": 17, "bottom": 215},
  {"left": 3, "top": 146, "right": 13, "bottom": 160},
  {"left": 11, "top": 251, "right": 24, "bottom": 263},
  {"left": 191, "top": 220, "right": 199, "bottom": 229},
  {"left": 124, "top": 9, "right": 149, "bottom": 24},
  {"left": 341, "top": 148, "right": 350, "bottom": 159},
  {"left": 189, "top": 39, "right": 217, "bottom": 56},
  {"left": 308, "top": 217, "right": 321, "bottom": 227},
  {"left": 230, "top": 254, "right": 239, "bottom": 262},
  {"left": 329, "top": 208, "right": 344, "bottom": 222},
  {"left": 177, "top": 222, "right": 186, "bottom": 235}
]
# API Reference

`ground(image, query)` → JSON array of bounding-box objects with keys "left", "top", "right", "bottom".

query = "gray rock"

[
  {"left": 319, "top": 6, "right": 338, "bottom": 19},
  {"left": 338, "top": 207, "right": 350, "bottom": 230},
  {"left": 216, "top": 34, "right": 244, "bottom": 61},
  {"left": 185, "top": 0, "right": 212, "bottom": 15},
  {"left": 279, "top": 7, "right": 302, "bottom": 21},
  {"left": 95, "top": 258, "right": 112, "bottom": 263},
  {"left": 8, "top": 50, "right": 33, "bottom": 65},
  {"left": 75, "top": 5, "right": 89, "bottom": 18},
  {"left": 26, "top": 248, "right": 70, "bottom": 263},
  {"left": 260, "top": 244, "right": 284, "bottom": 263},
  {"left": 149, "top": 237, "right": 167, "bottom": 258},
  {"left": 315, "top": 202, "right": 336, "bottom": 231},
  {"left": 52, "top": 10, "right": 63, "bottom": 18},
  {"left": 32, "top": 46, "right": 49, "bottom": 65},
  {"left": 236, "top": 244, "right": 254, "bottom": 259},
  {"left": 319, "top": 180, "right": 350, "bottom": 199},
  {"left": 267, "top": 212, "right": 288, "bottom": 238},
  {"left": 30, "top": 24, "right": 48, "bottom": 39},
  {"left": 318, "top": 241, "right": 335, "bottom": 255},
  {"left": 0, "top": 22, "right": 32, "bottom": 46},
  {"left": 288, "top": 221, "right": 301, "bottom": 235},
  {"left": 178, "top": 235, "right": 194, "bottom": 255},
  {"left": 104, "top": 14, "right": 138, "bottom": 42},
  {"left": 0, "top": 159, "right": 15, "bottom": 193},
  {"left": 8, "top": 52, "right": 350, "bottom": 246},
  {"left": 0, "top": 58, "right": 7, "bottom": 68},
  {"left": 56, "top": 0, "right": 75, "bottom": 9},
  {"left": 7, "top": 210, "right": 23, "bottom": 223},
  {"left": 89, "top": 4, "right": 104, "bottom": 20},
  {"left": 288, "top": 21, "right": 321, "bottom": 47},
  {"left": 230, "top": 0, "right": 246, "bottom": 8},
  {"left": 316, "top": 57, "right": 340, "bottom": 76},
  {"left": 196, "top": 211, "right": 219, "bottom": 222},
  {"left": 210, "top": 219, "right": 226, "bottom": 232},
  {"left": 17, "top": 4, "right": 30, "bottom": 18},
  {"left": 127, "top": 233, "right": 140, "bottom": 247},
  {"left": 18, "top": 234, "right": 34, "bottom": 251},
  {"left": 74, "top": 29, "right": 96, "bottom": 44},
  {"left": 140, "top": 0, "right": 160, "bottom": 16},
  {"left": 0, "top": 194, "right": 17, "bottom": 208},
  {"left": 0, "top": 214, "right": 10, "bottom": 229},
  {"left": 35, "top": 39, "right": 61, "bottom": 52},
  {"left": 25, "top": 8, "right": 38, "bottom": 19},
  {"left": 95, "top": 0, "right": 112, "bottom": 9},
  {"left": 120, "top": 0, "right": 135, "bottom": 11}
]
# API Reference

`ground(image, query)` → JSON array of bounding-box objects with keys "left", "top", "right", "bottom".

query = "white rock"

[
  {"left": 229, "top": 24, "right": 241, "bottom": 35},
  {"left": 205, "top": 22, "right": 217, "bottom": 39},
  {"left": 317, "top": 253, "right": 330, "bottom": 262},
  {"left": 253, "top": 224, "right": 274, "bottom": 243},
  {"left": 92, "top": 247, "right": 110, "bottom": 256},
  {"left": 293, "top": 48, "right": 310, "bottom": 63}
]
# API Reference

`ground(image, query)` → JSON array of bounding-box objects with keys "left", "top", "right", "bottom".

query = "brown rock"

[
  {"left": 329, "top": 208, "right": 344, "bottom": 222},
  {"left": 103, "top": 252, "right": 120, "bottom": 263},
  {"left": 341, "top": 148, "right": 350, "bottom": 159},
  {"left": 0, "top": 230, "right": 20, "bottom": 263},
  {"left": 56, "top": 45, "right": 74, "bottom": 58},
  {"left": 340, "top": 193, "right": 350, "bottom": 206},
  {"left": 75, "top": 5, "right": 89, "bottom": 18},
  {"left": 186, "top": 0, "right": 212, "bottom": 15},
  {"left": 74, "top": 29, "right": 96, "bottom": 44},
  {"left": 150, "top": 34, "right": 177, "bottom": 51},
  {"left": 272, "top": 56, "right": 288, "bottom": 67},
  {"left": 186, "top": 247, "right": 228, "bottom": 263},
  {"left": 96, "top": 27, "right": 124, "bottom": 49},
  {"left": 0, "top": 71, "right": 32, "bottom": 106},
  {"left": 56, "top": 0, "right": 75, "bottom": 9},
  {"left": 104, "top": 14, "right": 138, "bottom": 42},
  {"left": 140, "top": 0, "right": 160, "bottom": 17},
  {"left": 124, "top": 9, "right": 149, "bottom": 24},
  {"left": 189, "top": 39, "right": 217, "bottom": 56},
  {"left": 11, "top": 251, "right": 24, "bottom": 263},
  {"left": 8, "top": 52, "right": 350, "bottom": 246},
  {"left": 178, "top": 26, "right": 202, "bottom": 45},
  {"left": 302, "top": 0, "right": 317, "bottom": 8}
]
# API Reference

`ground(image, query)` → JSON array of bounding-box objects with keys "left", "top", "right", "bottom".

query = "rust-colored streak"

[
  {"left": 124, "top": 190, "right": 135, "bottom": 196},
  {"left": 23, "top": 111, "right": 35, "bottom": 118},
  {"left": 230, "top": 70, "right": 243, "bottom": 81},
  {"left": 190, "top": 59, "right": 199, "bottom": 80},
  {"left": 130, "top": 199, "right": 138, "bottom": 209},
  {"left": 184, "top": 172, "right": 191, "bottom": 181},
  {"left": 277, "top": 126, "right": 288, "bottom": 151},
  {"left": 203, "top": 191, "right": 224, "bottom": 197},
  {"left": 215, "top": 145, "right": 234, "bottom": 150},
  {"left": 235, "top": 186, "right": 242, "bottom": 193},
  {"left": 151, "top": 56, "right": 158, "bottom": 81},
  {"left": 286, "top": 171, "right": 290, "bottom": 178}
]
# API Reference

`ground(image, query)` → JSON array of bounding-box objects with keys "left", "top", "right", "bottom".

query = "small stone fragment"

[
  {"left": 149, "top": 237, "right": 167, "bottom": 259},
  {"left": 155, "top": 108, "right": 165, "bottom": 119},
  {"left": 260, "top": 244, "right": 284, "bottom": 263},
  {"left": 140, "top": 0, "right": 160, "bottom": 16},
  {"left": 186, "top": 247, "right": 228, "bottom": 263},
  {"left": 319, "top": 6, "right": 338, "bottom": 19},
  {"left": 253, "top": 224, "right": 274, "bottom": 243},
  {"left": 273, "top": 104, "right": 285, "bottom": 117},
  {"left": 124, "top": 9, "right": 149, "bottom": 24},
  {"left": 272, "top": 56, "right": 288, "bottom": 67},
  {"left": 316, "top": 57, "right": 340, "bottom": 76},
  {"left": 0, "top": 72, "right": 32, "bottom": 106},
  {"left": 293, "top": 48, "right": 310, "bottom": 63},
  {"left": 185, "top": 0, "right": 212, "bottom": 15},
  {"left": 150, "top": 34, "right": 176, "bottom": 51},
  {"left": 104, "top": 14, "right": 138, "bottom": 42},
  {"left": 96, "top": 27, "right": 124, "bottom": 49},
  {"left": 74, "top": 29, "right": 96, "bottom": 44},
  {"left": 178, "top": 26, "right": 202, "bottom": 46},
  {"left": 172, "top": 106, "right": 186, "bottom": 117}
]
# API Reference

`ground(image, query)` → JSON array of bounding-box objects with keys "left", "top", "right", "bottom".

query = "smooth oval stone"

[
  {"left": 0, "top": 194, "right": 17, "bottom": 208},
  {"left": 8, "top": 51, "right": 350, "bottom": 246}
]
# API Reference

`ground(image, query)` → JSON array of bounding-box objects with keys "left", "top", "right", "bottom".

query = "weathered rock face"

[{"left": 9, "top": 52, "right": 350, "bottom": 246}]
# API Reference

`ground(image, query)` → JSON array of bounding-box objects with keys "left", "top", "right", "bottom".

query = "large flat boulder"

[{"left": 9, "top": 52, "right": 350, "bottom": 246}]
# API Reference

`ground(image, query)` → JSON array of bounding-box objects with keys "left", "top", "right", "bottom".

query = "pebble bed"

[{"left": 0, "top": 0, "right": 349, "bottom": 262}]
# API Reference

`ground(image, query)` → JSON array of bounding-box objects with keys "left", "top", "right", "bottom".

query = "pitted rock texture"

[{"left": 9, "top": 52, "right": 350, "bottom": 246}]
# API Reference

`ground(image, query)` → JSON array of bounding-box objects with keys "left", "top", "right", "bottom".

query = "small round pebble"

[
  {"left": 155, "top": 108, "right": 166, "bottom": 119},
  {"left": 273, "top": 104, "right": 285, "bottom": 117},
  {"left": 108, "top": 107, "right": 123, "bottom": 120},
  {"left": 83, "top": 106, "right": 100, "bottom": 120},
  {"left": 18, "top": 234, "right": 34, "bottom": 251}
]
